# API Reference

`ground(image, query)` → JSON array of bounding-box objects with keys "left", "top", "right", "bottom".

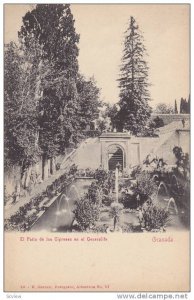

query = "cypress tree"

[
  {"left": 174, "top": 99, "right": 178, "bottom": 114},
  {"left": 118, "top": 16, "right": 152, "bottom": 135}
]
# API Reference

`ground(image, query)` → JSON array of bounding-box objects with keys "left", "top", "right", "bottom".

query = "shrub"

[
  {"left": 9, "top": 210, "right": 24, "bottom": 226},
  {"left": 140, "top": 201, "right": 170, "bottom": 231},
  {"left": 76, "top": 169, "right": 86, "bottom": 177},
  {"left": 91, "top": 224, "right": 109, "bottom": 233},
  {"left": 173, "top": 146, "right": 189, "bottom": 179},
  {"left": 85, "top": 168, "right": 95, "bottom": 177},
  {"left": 152, "top": 116, "right": 164, "bottom": 128},
  {"left": 119, "top": 178, "right": 132, "bottom": 190},
  {"left": 73, "top": 197, "right": 101, "bottom": 231},
  {"left": 118, "top": 178, "right": 136, "bottom": 208},
  {"left": 94, "top": 168, "right": 109, "bottom": 187},
  {"left": 131, "top": 165, "right": 142, "bottom": 178},
  {"left": 69, "top": 164, "right": 78, "bottom": 175},
  {"left": 102, "top": 194, "right": 114, "bottom": 206},
  {"left": 121, "top": 224, "right": 133, "bottom": 233},
  {"left": 46, "top": 185, "right": 54, "bottom": 198},
  {"left": 109, "top": 202, "right": 123, "bottom": 230},
  {"left": 87, "top": 182, "right": 103, "bottom": 205},
  {"left": 76, "top": 168, "right": 95, "bottom": 178},
  {"left": 133, "top": 172, "right": 158, "bottom": 202},
  {"left": 120, "top": 193, "right": 136, "bottom": 209}
]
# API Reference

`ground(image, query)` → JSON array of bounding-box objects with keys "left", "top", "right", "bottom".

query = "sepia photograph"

[{"left": 3, "top": 3, "right": 190, "bottom": 293}]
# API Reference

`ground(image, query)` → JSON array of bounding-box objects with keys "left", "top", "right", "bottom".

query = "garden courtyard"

[
  {"left": 4, "top": 4, "right": 190, "bottom": 235},
  {"left": 5, "top": 143, "right": 190, "bottom": 234}
]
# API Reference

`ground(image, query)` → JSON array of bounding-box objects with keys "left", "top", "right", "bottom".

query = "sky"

[{"left": 4, "top": 4, "right": 190, "bottom": 109}]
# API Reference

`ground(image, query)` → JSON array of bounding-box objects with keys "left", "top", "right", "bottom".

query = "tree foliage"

[
  {"left": 173, "top": 146, "right": 189, "bottom": 179},
  {"left": 141, "top": 201, "right": 169, "bottom": 231},
  {"left": 174, "top": 99, "right": 178, "bottom": 114},
  {"left": 18, "top": 4, "right": 81, "bottom": 159},
  {"left": 104, "top": 103, "right": 121, "bottom": 131},
  {"left": 152, "top": 116, "right": 164, "bottom": 128},
  {"left": 18, "top": 4, "right": 79, "bottom": 74},
  {"left": 118, "top": 16, "right": 152, "bottom": 135},
  {"left": 4, "top": 42, "right": 40, "bottom": 170},
  {"left": 76, "top": 75, "right": 102, "bottom": 131},
  {"left": 180, "top": 96, "right": 190, "bottom": 114},
  {"left": 5, "top": 4, "right": 102, "bottom": 173},
  {"left": 73, "top": 197, "right": 101, "bottom": 231},
  {"left": 132, "top": 172, "right": 158, "bottom": 201},
  {"left": 154, "top": 103, "right": 174, "bottom": 114}
]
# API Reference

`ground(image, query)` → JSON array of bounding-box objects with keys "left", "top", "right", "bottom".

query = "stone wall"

[
  {"left": 151, "top": 113, "right": 190, "bottom": 125},
  {"left": 73, "top": 138, "right": 101, "bottom": 169},
  {"left": 5, "top": 128, "right": 190, "bottom": 199},
  {"left": 153, "top": 132, "right": 178, "bottom": 164},
  {"left": 131, "top": 137, "right": 159, "bottom": 164},
  {"left": 4, "top": 165, "right": 21, "bottom": 196},
  {"left": 152, "top": 130, "right": 189, "bottom": 164},
  {"left": 73, "top": 131, "right": 189, "bottom": 170},
  {"left": 5, "top": 156, "right": 61, "bottom": 198},
  {"left": 177, "top": 130, "right": 190, "bottom": 154}
]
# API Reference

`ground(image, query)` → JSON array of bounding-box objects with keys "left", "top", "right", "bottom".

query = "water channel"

[
  {"left": 31, "top": 178, "right": 93, "bottom": 232},
  {"left": 31, "top": 176, "right": 188, "bottom": 232}
]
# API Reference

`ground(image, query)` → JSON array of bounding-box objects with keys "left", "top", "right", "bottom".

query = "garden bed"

[{"left": 4, "top": 166, "right": 78, "bottom": 231}]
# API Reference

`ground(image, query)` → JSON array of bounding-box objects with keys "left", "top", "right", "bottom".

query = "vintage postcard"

[{"left": 4, "top": 3, "right": 190, "bottom": 293}]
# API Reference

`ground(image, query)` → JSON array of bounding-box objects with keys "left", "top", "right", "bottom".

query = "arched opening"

[{"left": 108, "top": 145, "right": 124, "bottom": 171}]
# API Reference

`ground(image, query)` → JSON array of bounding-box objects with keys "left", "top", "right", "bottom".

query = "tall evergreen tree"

[
  {"left": 5, "top": 4, "right": 102, "bottom": 185},
  {"left": 118, "top": 16, "right": 152, "bottom": 135},
  {"left": 18, "top": 4, "right": 80, "bottom": 164},
  {"left": 174, "top": 99, "right": 178, "bottom": 114},
  {"left": 180, "top": 97, "right": 189, "bottom": 114},
  {"left": 180, "top": 98, "right": 183, "bottom": 113},
  {"left": 187, "top": 94, "right": 190, "bottom": 113},
  {"left": 18, "top": 4, "right": 79, "bottom": 75}
]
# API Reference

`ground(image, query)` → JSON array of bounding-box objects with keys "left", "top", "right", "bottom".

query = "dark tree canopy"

[
  {"left": 118, "top": 16, "right": 152, "bottom": 135},
  {"left": 76, "top": 75, "right": 102, "bottom": 131},
  {"left": 174, "top": 99, "right": 178, "bottom": 114},
  {"left": 18, "top": 4, "right": 79, "bottom": 76},
  {"left": 17, "top": 4, "right": 81, "bottom": 160},
  {"left": 5, "top": 4, "right": 102, "bottom": 172},
  {"left": 104, "top": 104, "right": 120, "bottom": 131},
  {"left": 180, "top": 96, "right": 190, "bottom": 114},
  {"left": 152, "top": 116, "right": 164, "bottom": 128}
]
